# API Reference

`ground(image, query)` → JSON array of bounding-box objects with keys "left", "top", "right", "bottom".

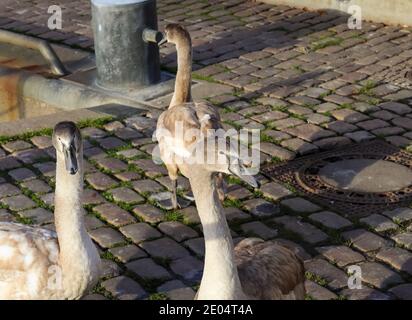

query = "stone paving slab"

[{"left": 0, "top": 0, "right": 412, "bottom": 301}]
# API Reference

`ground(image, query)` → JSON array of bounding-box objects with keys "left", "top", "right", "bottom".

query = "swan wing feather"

[
  {"left": 235, "top": 238, "right": 306, "bottom": 300},
  {"left": 0, "top": 222, "right": 59, "bottom": 299}
]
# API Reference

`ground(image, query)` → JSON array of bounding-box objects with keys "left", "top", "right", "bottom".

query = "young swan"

[
  {"left": 0, "top": 121, "right": 101, "bottom": 299},
  {"left": 178, "top": 140, "right": 306, "bottom": 300},
  {"left": 157, "top": 23, "right": 226, "bottom": 209}
]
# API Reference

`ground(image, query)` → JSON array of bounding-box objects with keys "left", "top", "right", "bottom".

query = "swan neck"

[
  {"left": 54, "top": 151, "right": 89, "bottom": 261},
  {"left": 170, "top": 37, "right": 192, "bottom": 108},
  {"left": 189, "top": 170, "right": 244, "bottom": 300}
]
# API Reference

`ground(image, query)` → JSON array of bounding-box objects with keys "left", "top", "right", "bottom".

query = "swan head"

[
  {"left": 52, "top": 121, "right": 82, "bottom": 175},
  {"left": 192, "top": 138, "right": 259, "bottom": 189},
  {"left": 214, "top": 151, "right": 259, "bottom": 189},
  {"left": 160, "top": 23, "right": 191, "bottom": 46}
]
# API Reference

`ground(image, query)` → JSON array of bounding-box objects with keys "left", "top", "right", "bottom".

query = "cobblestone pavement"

[{"left": 1, "top": 0, "right": 412, "bottom": 300}]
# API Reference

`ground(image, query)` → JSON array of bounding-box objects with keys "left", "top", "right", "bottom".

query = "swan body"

[
  {"left": 235, "top": 238, "right": 305, "bottom": 299},
  {"left": 157, "top": 23, "right": 305, "bottom": 300},
  {"left": 157, "top": 24, "right": 226, "bottom": 207},
  {"left": 0, "top": 122, "right": 101, "bottom": 299},
  {"left": 189, "top": 167, "right": 305, "bottom": 300},
  {"left": 0, "top": 223, "right": 60, "bottom": 299}
]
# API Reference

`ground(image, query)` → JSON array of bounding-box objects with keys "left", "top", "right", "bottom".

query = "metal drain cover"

[
  {"left": 319, "top": 159, "right": 412, "bottom": 193},
  {"left": 262, "top": 140, "right": 412, "bottom": 218}
]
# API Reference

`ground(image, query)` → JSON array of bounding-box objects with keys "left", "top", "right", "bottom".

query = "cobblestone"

[
  {"left": 360, "top": 262, "right": 403, "bottom": 289},
  {"left": 392, "top": 117, "right": 412, "bottom": 130},
  {"left": 132, "top": 179, "right": 164, "bottom": 194},
  {"left": 149, "top": 192, "right": 190, "bottom": 210},
  {"left": 0, "top": 157, "right": 21, "bottom": 171},
  {"left": 284, "top": 124, "right": 335, "bottom": 142},
  {"left": 391, "top": 233, "right": 412, "bottom": 250},
  {"left": 0, "top": 183, "right": 21, "bottom": 198},
  {"left": 126, "top": 258, "right": 171, "bottom": 281},
  {"left": 342, "top": 229, "right": 391, "bottom": 253},
  {"left": 82, "top": 189, "right": 105, "bottom": 205},
  {"left": 2, "top": 0, "right": 412, "bottom": 300},
  {"left": 226, "top": 185, "right": 253, "bottom": 201},
  {"left": 170, "top": 256, "right": 203, "bottom": 282},
  {"left": 13, "top": 149, "right": 49, "bottom": 164},
  {"left": 305, "top": 280, "right": 337, "bottom": 300},
  {"left": 281, "top": 138, "right": 318, "bottom": 155},
  {"left": 86, "top": 172, "right": 118, "bottom": 191},
  {"left": 376, "top": 247, "right": 412, "bottom": 276},
  {"left": 1, "top": 195, "right": 36, "bottom": 211},
  {"left": 360, "top": 214, "right": 398, "bottom": 233},
  {"left": 120, "top": 223, "right": 162, "bottom": 244},
  {"left": 257, "top": 142, "right": 296, "bottom": 160},
  {"left": 240, "top": 221, "right": 278, "bottom": 240},
  {"left": 314, "top": 136, "right": 352, "bottom": 150},
  {"left": 109, "top": 244, "right": 147, "bottom": 263},
  {"left": 157, "top": 280, "right": 196, "bottom": 300},
  {"left": 132, "top": 204, "right": 165, "bottom": 224},
  {"left": 340, "top": 287, "right": 392, "bottom": 300},
  {"left": 85, "top": 215, "right": 105, "bottom": 231},
  {"left": 242, "top": 198, "right": 280, "bottom": 218},
  {"left": 389, "top": 284, "right": 412, "bottom": 300},
  {"left": 101, "top": 276, "right": 147, "bottom": 300},
  {"left": 130, "top": 159, "right": 168, "bottom": 178},
  {"left": 325, "top": 121, "right": 358, "bottom": 134},
  {"left": 259, "top": 182, "right": 293, "bottom": 201},
  {"left": 0, "top": 209, "right": 15, "bottom": 222},
  {"left": 101, "top": 259, "right": 122, "bottom": 280},
  {"left": 274, "top": 216, "right": 328, "bottom": 244},
  {"left": 380, "top": 102, "right": 411, "bottom": 115},
  {"left": 108, "top": 187, "right": 144, "bottom": 204},
  {"left": 184, "top": 237, "right": 205, "bottom": 258},
  {"left": 96, "top": 158, "right": 128, "bottom": 173},
  {"left": 20, "top": 179, "right": 51, "bottom": 194},
  {"left": 139, "top": 237, "right": 190, "bottom": 260},
  {"left": 31, "top": 136, "right": 53, "bottom": 149},
  {"left": 357, "top": 119, "right": 390, "bottom": 131},
  {"left": 158, "top": 221, "right": 198, "bottom": 242},
  {"left": 93, "top": 203, "right": 136, "bottom": 227},
  {"left": 344, "top": 130, "right": 376, "bottom": 142},
  {"left": 305, "top": 259, "right": 348, "bottom": 290},
  {"left": 309, "top": 211, "right": 352, "bottom": 230},
  {"left": 316, "top": 245, "right": 365, "bottom": 267},
  {"left": 18, "top": 208, "right": 53, "bottom": 225},
  {"left": 89, "top": 227, "right": 125, "bottom": 249},
  {"left": 383, "top": 207, "right": 412, "bottom": 223},
  {"left": 2, "top": 140, "right": 32, "bottom": 153},
  {"left": 280, "top": 197, "right": 322, "bottom": 213}
]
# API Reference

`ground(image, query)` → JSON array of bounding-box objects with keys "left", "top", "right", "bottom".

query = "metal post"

[
  {"left": 91, "top": 0, "right": 163, "bottom": 90},
  {"left": 0, "top": 29, "right": 67, "bottom": 76}
]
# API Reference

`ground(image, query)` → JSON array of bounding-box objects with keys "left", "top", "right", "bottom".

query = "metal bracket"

[
  {"left": 0, "top": 29, "right": 68, "bottom": 76},
  {"left": 142, "top": 28, "right": 165, "bottom": 44}
]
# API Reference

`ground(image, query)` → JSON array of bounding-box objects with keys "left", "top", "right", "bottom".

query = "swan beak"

[
  {"left": 64, "top": 144, "right": 78, "bottom": 175},
  {"left": 158, "top": 32, "right": 167, "bottom": 46},
  {"left": 228, "top": 164, "right": 260, "bottom": 189}
]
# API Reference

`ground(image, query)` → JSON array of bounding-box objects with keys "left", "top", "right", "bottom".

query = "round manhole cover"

[
  {"left": 318, "top": 159, "right": 412, "bottom": 193},
  {"left": 262, "top": 140, "right": 412, "bottom": 216}
]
